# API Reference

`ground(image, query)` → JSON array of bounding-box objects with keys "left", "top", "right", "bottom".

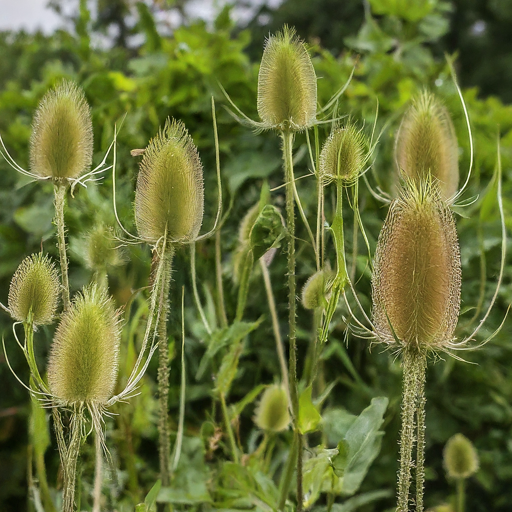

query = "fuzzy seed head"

[
  {"left": 47, "top": 284, "right": 121, "bottom": 405},
  {"left": 85, "top": 224, "right": 125, "bottom": 271},
  {"left": 8, "top": 253, "right": 60, "bottom": 326},
  {"left": 254, "top": 385, "right": 290, "bottom": 432},
  {"left": 301, "top": 269, "right": 333, "bottom": 310},
  {"left": 30, "top": 81, "right": 93, "bottom": 181},
  {"left": 257, "top": 26, "right": 317, "bottom": 131},
  {"left": 371, "top": 180, "right": 461, "bottom": 352},
  {"left": 319, "top": 125, "right": 367, "bottom": 185},
  {"left": 395, "top": 91, "right": 459, "bottom": 201},
  {"left": 443, "top": 433, "right": 479, "bottom": 479},
  {"left": 135, "top": 118, "right": 204, "bottom": 245}
]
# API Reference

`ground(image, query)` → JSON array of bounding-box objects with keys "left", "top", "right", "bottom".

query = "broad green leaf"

[
  {"left": 303, "top": 448, "right": 338, "bottom": 508},
  {"left": 214, "top": 341, "right": 243, "bottom": 396},
  {"left": 298, "top": 386, "right": 322, "bottom": 434},
  {"left": 316, "top": 489, "right": 393, "bottom": 512},
  {"left": 144, "top": 479, "right": 161, "bottom": 510}
]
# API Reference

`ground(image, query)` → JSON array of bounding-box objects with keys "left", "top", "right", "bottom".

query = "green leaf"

[
  {"left": 316, "top": 489, "right": 393, "bottom": 512},
  {"left": 215, "top": 341, "right": 244, "bottom": 396},
  {"left": 231, "top": 383, "right": 267, "bottom": 419},
  {"left": 249, "top": 204, "right": 285, "bottom": 260},
  {"left": 298, "top": 386, "right": 322, "bottom": 434},
  {"left": 144, "top": 479, "right": 161, "bottom": 510},
  {"left": 303, "top": 447, "right": 338, "bottom": 508}
]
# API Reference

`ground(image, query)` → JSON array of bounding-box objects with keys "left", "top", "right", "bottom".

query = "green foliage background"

[{"left": 0, "top": 1, "right": 511, "bottom": 511}]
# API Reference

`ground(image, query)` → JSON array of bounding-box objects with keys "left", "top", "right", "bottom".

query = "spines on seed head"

[
  {"left": 257, "top": 25, "right": 317, "bottom": 131},
  {"left": 30, "top": 81, "right": 93, "bottom": 181},
  {"left": 301, "top": 269, "right": 333, "bottom": 310},
  {"left": 254, "top": 384, "right": 290, "bottom": 432},
  {"left": 134, "top": 118, "right": 204, "bottom": 245}
]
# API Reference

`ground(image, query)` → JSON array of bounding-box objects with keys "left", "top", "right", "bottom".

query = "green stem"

[
  {"left": 62, "top": 405, "right": 84, "bottom": 512},
  {"left": 278, "top": 430, "right": 298, "bottom": 510},
  {"left": 92, "top": 431, "right": 103, "bottom": 512},
  {"left": 415, "top": 354, "right": 427, "bottom": 512},
  {"left": 215, "top": 228, "right": 228, "bottom": 327},
  {"left": 24, "top": 320, "right": 47, "bottom": 392},
  {"left": 220, "top": 392, "right": 239, "bottom": 464},
  {"left": 54, "top": 184, "right": 70, "bottom": 311},
  {"left": 235, "top": 249, "right": 254, "bottom": 322},
  {"left": 456, "top": 478, "right": 465, "bottom": 512}
]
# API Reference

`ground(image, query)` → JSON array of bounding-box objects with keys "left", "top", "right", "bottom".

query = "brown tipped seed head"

[
  {"left": 395, "top": 90, "right": 459, "bottom": 200},
  {"left": 47, "top": 284, "right": 121, "bottom": 405},
  {"left": 135, "top": 118, "right": 204, "bottom": 244},
  {"left": 319, "top": 125, "right": 367, "bottom": 185},
  {"left": 371, "top": 180, "right": 461, "bottom": 352},
  {"left": 443, "top": 433, "right": 479, "bottom": 479},
  {"left": 8, "top": 253, "right": 60, "bottom": 326},
  {"left": 85, "top": 224, "right": 125, "bottom": 271},
  {"left": 301, "top": 269, "right": 333, "bottom": 310},
  {"left": 257, "top": 25, "right": 317, "bottom": 131},
  {"left": 254, "top": 385, "right": 290, "bottom": 432},
  {"left": 30, "top": 81, "right": 93, "bottom": 181}
]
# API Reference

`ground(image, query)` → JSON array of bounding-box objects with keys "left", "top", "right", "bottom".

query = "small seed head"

[
  {"left": 371, "top": 180, "right": 461, "bottom": 352},
  {"left": 319, "top": 124, "right": 368, "bottom": 185},
  {"left": 301, "top": 269, "right": 333, "bottom": 310},
  {"left": 443, "top": 433, "right": 479, "bottom": 479},
  {"left": 395, "top": 90, "right": 459, "bottom": 201},
  {"left": 257, "top": 26, "right": 317, "bottom": 131},
  {"left": 135, "top": 118, "right": 204, "bottom": 245},
  {"left": 47, "top": 284, "right": 121, "bottom": 405},
  {"left": 254, "top": 385, "right": 290, "bottom": 432},
  {"left": 84, "top": 224, "right": 125, "bottom": 272},
  {"left": 8, "top": 253, "right": 60, "bottom": 326},
  {"left": 30, "top": 81, "right": 93, "bottom": 181}
]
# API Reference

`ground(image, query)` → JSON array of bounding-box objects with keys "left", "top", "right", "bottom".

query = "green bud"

[
  {"left": 254, "top": 385, "right": 290, "bottom": 433},
  {"left": 30, "top": 81, "right": 93, "bottom": 181},
  {"left": 444, "top": 433, "right": 479, "bottom": 479},
  {"left": 8, "top": 253, "right": 60, "bottom": 326},
  {"left": 84, "top": 224, "right": 125, "bottom": 272},
  {"left": 301, "top": 269, "right": 333, "bottom": 310}
]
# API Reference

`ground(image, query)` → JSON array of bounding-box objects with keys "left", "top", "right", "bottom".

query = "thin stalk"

[
  {"left": 415, "top": 354, "right": 427, "bottom": 512},
  {"left": 54, "top": 184, "right": 70, "bottom": 311},
  {"left": 278, "top": 430, "right": 298, "bottom": 510},
  {"left": 350, "top": 208, "right": 358, "bottom": 283},
  {"left": 190, "top": 243, "right": 212, "bottom": 335},
  {"left": 24, "top": 320, "right": 47, "bottom": 393},
  {"left": 456, "top": 478, "right": 465, "bottom": 512},
  {"left": 307, "top": 308, "right": 323, "bottom": 388},
  {"left": 92, "top": 431, "right": 103, "bottom": 512},
  {"left": 62, "top": 405, "right": 84, "bottom": 512},
  {"left": 316, "top": 176, "right": 324, "bottom": 272},
  {"left": 220, "top": 392, "right": 239, "bottom": 464},
  {"left": 215, "top": 228, "right": 228, "bottom": 327},
  {"left": 235, "top": 249, "right": 254, "bottom": 322}
]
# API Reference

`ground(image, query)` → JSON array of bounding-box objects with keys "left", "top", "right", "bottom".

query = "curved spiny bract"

[
  {"left": 257, "top": 25, "right": 317, "bottom": 132},
  {"left": 372, "top": 181, "right": 461, "bottom": 353},
  {"left": 48, "top": 284, "right": 121, "bottom": 405},
  {"left": 8, "top": 253, "right": 60, "bottom": 326},
  {"left": 395, "top": 91, "right": 459, "bottom": 201},
  {"left": 135, "top": 118, "right": 204, "bottom": 245},
  {"left": 30, "top": 81, "right": 93, "bottom": 181}
]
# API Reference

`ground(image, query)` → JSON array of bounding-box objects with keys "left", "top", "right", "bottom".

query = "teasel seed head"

[
  {"left": 254, "top": 385, "right": 290, "bottom": 432},
  {"left": 257, "top": 26, "right": 317, "bottom": 132},
  {"left": 135, "top": 118, "right": 204, "bottom": 245},
  {"left": 301, "top": 269, "right": 333, "bottom": 310},
  {"left": 47, "top": 284, "right": 121, "bottom": 405},
  {"left": 84, "top": 223, "right": 125, "bottom": 272},
  {"left": 8, "top": 253, "right": 60, "bottom": 326},
  {"left": 319, "top": 124, "right": 368, "bottom": 185},
  {"left": 30, "top": 81, "right": 93, "bottom": 181},
  {"left": 371, "top": 179, "right": 461, "bottom": 352},
  {"left": 443, "top": 433, "right": 479, "bottom": 479},
  {"left": 395, "top": 90, "right": 459, "bottom": 201}
]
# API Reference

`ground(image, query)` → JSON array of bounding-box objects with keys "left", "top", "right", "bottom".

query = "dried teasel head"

[
  {"left": 371, "top": 179, "right": 461, "bottom": 353},
  {"left": 301, "top": 269, "right": 334, "bottom": 310},
  {"left": 254, "top": 384, "right": 290, "bottom": 433},
  {"left": 319, "top": 124, "right": 368, "bottom": 185},
  {"left": 395, "top": 90, "right": 459, "bottom": 201},
  {"left": 8, "top": 253, "right": 60, "bottom": 326},
  {"left": 443, "top": 433, "right": 479, "bottom": 479},
  {"left": 135, "top": 118, "right": 204, "bottom": 245},
  {"left": 30, "top": 81, "right": 93, "bottom": 181},
  {"left": 257, "top": 26, "right": 317, "bottom": 132},
  {"left": 47, "top": 284, "right": 121, "bottom": 405}
]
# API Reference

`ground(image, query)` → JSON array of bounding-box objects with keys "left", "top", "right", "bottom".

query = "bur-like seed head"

[
  {"left": 30, "top": 81, "right": 93, "bottom": 181},
  {"left": 319, "top": 124, "right": 368, "bottom": 185},
  {"left": 257, "top": 26, "right": 317, "bottom": 131},
  {"left": 371, "top": 180, "right": 461, "bottom": 352},
  {"left": 135, "top": 118, "right": 204, "bottom": 245},
  {"left": 301, "top": 269, "right": 333, "bottom": 310},
  {"left": 84, "top": 224, "right": 125, "bottom": 271},
  {"left": 395, "top": 91, "right": 459, "bottom": 201},
  {"left": 8, "top": 253, "right": 60, "bottom": 326},
  {"left": 254, "top": 385, "right": 290, "bottom": 432},
  {"left": 444, "top": 433, "right": 479, "bottom": 479},
  {"left": 48, "top": 284, "right": 121, "bottom": 405}
]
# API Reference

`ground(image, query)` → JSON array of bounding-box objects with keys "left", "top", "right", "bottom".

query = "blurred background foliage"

[{"left": 0, "top": 0, "right": 511, "bottom": 511}]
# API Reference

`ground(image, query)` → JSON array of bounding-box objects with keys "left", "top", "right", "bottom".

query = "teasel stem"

[
  {"left": 24, "top": 317, "right": 47, "bottom": 392},
  {"left": 215, "top": 228, "right": 228, "bottom": 327},
  {"left": 219, "top": 391, "right": 239, "bottom": 463},
  {"left": 54, "top": 183, "right": 70, "bottom": 311},
  {"left": 456, "top": 478, "right": 465, "bottom": 512},
  {"left": 92, "top": 431, "right": 103, "bottom": 512},
  {"left": 316, "top": 172, "right": 324, "bottom": 272},
  {"left": 415, "top": 353, "right": 427, "bottom": 512},
  {"left": 278, "top": 430, "right": 298, "bottom": 510}
]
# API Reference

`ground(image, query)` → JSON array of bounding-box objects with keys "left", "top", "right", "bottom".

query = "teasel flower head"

[
  {"left": 30, "top": 81, "right": 93, "bottom": 182},
  {"left": 319, "top": 124, "right": 369, "bottom": 185},
  {"left": 47, "top": 284, "right": 121, "bottom": 406},
  {"left": 257, "top": 26, "right": 317, "bottom": 132},
  {"left": 443, "top": 433, "right": 479, "bottom": 479},
  {"left": 84, "top": 223, "right": 125, "bottom": 272},
  {"left": 301, "top": 269, "right": 334, "bottom": 310},
  {"left": 371, "top": 178, "right": 461, "bottom": 353},
  {"left": 254, "top": 384, "right": 291, "bottom": 432},
  {"left": 395, "top": 90, "right": 459, "bottom": 202},
  {"left": 8, "top": 253, "right": 60, "bottom": 326},
  {"left": 135, "top": 118, "right": 204, "bottom": 246}
]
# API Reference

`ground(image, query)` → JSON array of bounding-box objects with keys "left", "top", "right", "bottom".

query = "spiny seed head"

[
  {"left": 301, "top": 269, "right": 333, "bottom": 310},
  {"left": 85, "top": 224, "right": 125, "bottom": 272},
  {"left": 30, "top": 81, "right": 93, "bottom": 181},
  {"left": 395, "top": 90, "right": 459, "bottom": 201},
  {"left": 443, "top": 433, "right": 479, "bottom": 479},
  {"left": 371, "top": 179, "right": 461, "bottom": 352},
  {"left": 257, "top": 25, "right": 317, "bottom": 131},
  {"left": 47, "top": 284, "right": 121, "bottom": 405},
  {"left": 135, "top": 118, "right": 204, "bottom": 245},
  {"left": 8, "top": 253, "right": 60, "bottom": 326},
  {"left": 254, "top": 385, "right": 290, "bottom": 432},
  {"left": 319, "top": 124, "right": 368, "bottom": 185}
]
